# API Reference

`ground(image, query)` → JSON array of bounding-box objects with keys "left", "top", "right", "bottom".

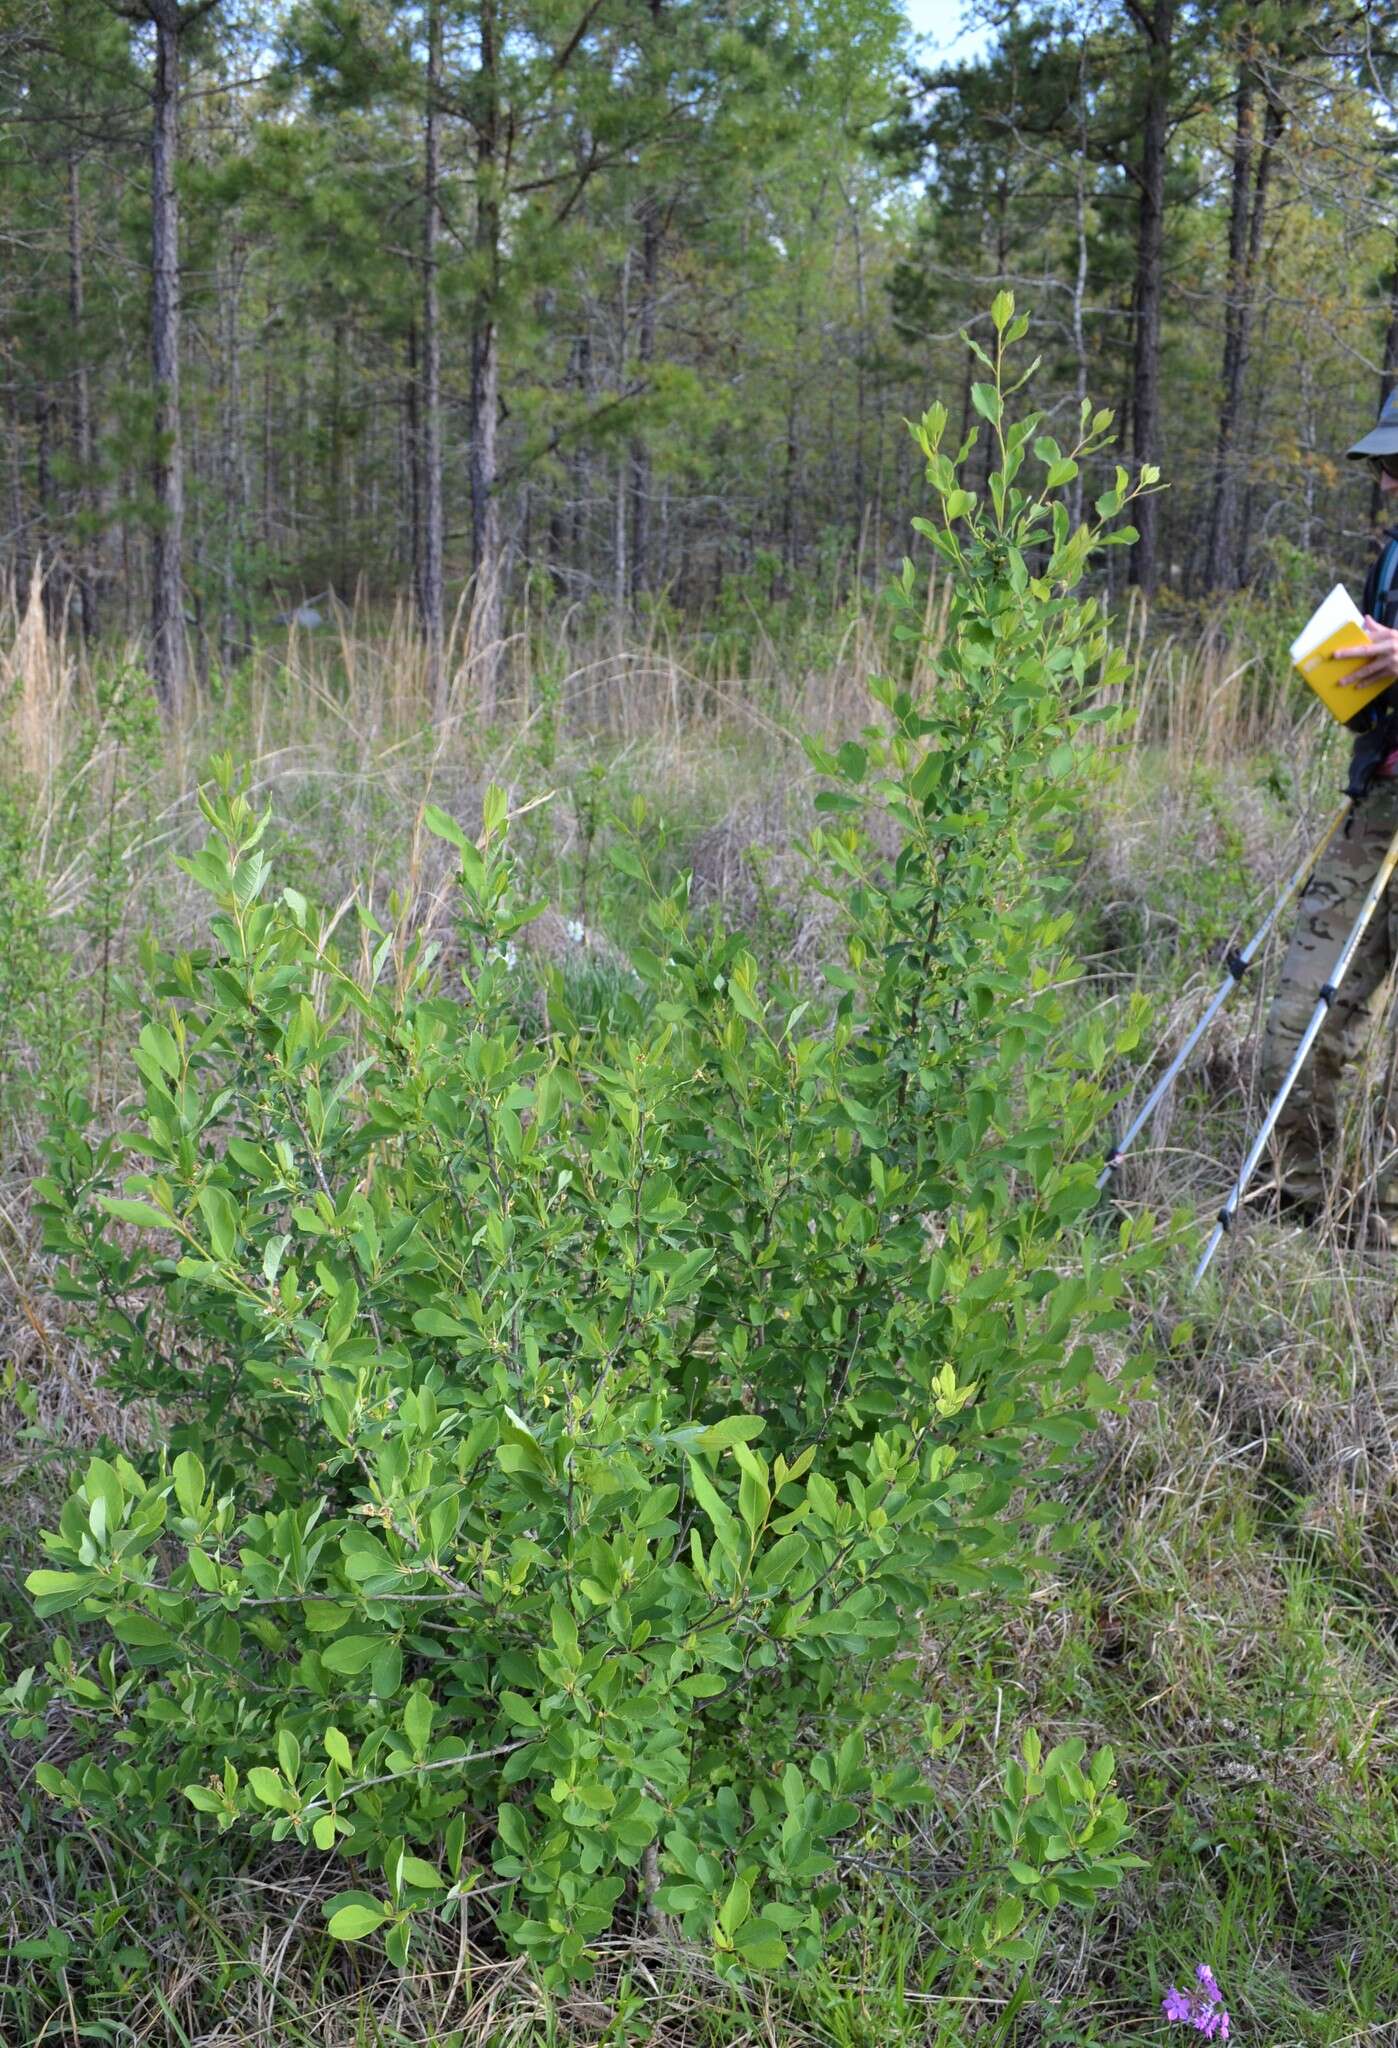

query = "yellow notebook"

[{"left": 1291, "top": 584, "right": 1385, "bottom": 723}]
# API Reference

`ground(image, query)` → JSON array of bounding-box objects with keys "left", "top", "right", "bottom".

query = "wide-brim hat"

[{"left": 1348, "top": 386, "right": 1398, "bottom": 459}]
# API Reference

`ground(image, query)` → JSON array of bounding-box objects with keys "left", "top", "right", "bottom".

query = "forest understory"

[{"left": 4, "top": 581, "right": 1398, "bottom": 2048}]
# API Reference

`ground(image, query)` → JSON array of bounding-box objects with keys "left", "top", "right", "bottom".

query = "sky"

[{"left": 900, "top": 0, "right": 993, "bottom": 61}]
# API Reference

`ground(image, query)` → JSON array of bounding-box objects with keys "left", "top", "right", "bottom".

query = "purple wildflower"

[{"left": 1161, "top": 1966, "right": 1231, "bottom": 2040}]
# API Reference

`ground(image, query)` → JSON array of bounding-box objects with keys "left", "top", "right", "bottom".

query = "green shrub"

[
  {"left": 17, "top": 299, "right": 1157, "bottom": 1986},
  {"left": 0, "top": 665, "right": 164, "bottom": 1133},
  {"left": 0, "top": 777, "right": 72, "bottom": 1126}
]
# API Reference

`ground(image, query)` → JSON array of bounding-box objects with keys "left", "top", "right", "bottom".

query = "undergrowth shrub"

[
  {"left": 0, "top": 665, "right": 164, "bottom": 1135},
  {"left": 14, "top": 300, "right": 1160, "bottom": 1988},
  {"left": 0, "top": 778, "right": 72, "bottom": 1129}
]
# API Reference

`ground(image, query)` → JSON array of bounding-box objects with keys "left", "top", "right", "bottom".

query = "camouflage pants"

[{"left": 1260, "top": 779, "right": 1398, "bottom": 1221}]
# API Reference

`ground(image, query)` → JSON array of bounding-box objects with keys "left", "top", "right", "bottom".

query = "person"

[{"left": 1260, "top": 389, "right": 1398, "bottom": 1245}]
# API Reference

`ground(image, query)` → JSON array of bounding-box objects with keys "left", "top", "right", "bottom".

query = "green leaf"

[
  {"left": 172, "top": 1451, "right": 205, "bottom": 1519},
  {"left": 98, "top": 1196, "right": 172, "bottom": 1231},
  {"left": 735, "top": 1925, "right": 788, "bottom": 1969},
  {"left": 25, "top": 1570, "right": 90, "bottom": 1599},
  {"left": 422, "top": 803, "right": 468, "bottom": 852},
  {"left": 718, "top": 1875, "right": 751, "bottom": 1937},
  {"left": 326, "top": 1903, "right": 387, "bottom": 1941},
  {"left": 411, "top": 1307, "right": 472, "bottom": 1339},
  {"left": 110, "top": 1611, "right": 172, "bottom": 1649},
  {"left": 320, "top": 1636, "right": 380, "bottom": 1676},
  {"left": 608, "top": 843, "right": 645, "bottom": 881},
  {"left": 679, "top": 1673, "right": 727, "bottom": 1699},
  {"left": 371, "top": 1642, "right": 403, "bottom": 1699},
  {"left": 695, "top": 1415, "right": 765, "bottom": 1452},
  {"left": 196, "top": 1185, "right": 239, "bottom": 1262},
  {"left": 403, "top": 1690, "right": 434, "bottom": 1754},
  {"left": 685, "top": 1458, "right": 741, "bottom": 1567},
  {"left": 85, "top": 1458, "right": 124, "bottom": 1535},
  {"left": 247, "top": 1767, "right": 289, "bottom": 1809},
  {"left": 481, "top": 784, "right": 508, "bottom": 842},
  {"left": 498, "top": 1803, "right": 530, "bottom": 1855},
  {"left": 138, "top": 1020, "right": 182, "bottom": 1077}
]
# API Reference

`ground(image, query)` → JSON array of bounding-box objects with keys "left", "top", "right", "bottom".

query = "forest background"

[
  {"left": 9, "top": 3, "right": 1398, "bottom": 2046},
  {"left": 6, "top": 0, "right": 1398, "bottom": 701}
]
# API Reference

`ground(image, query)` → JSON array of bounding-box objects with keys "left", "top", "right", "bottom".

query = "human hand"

[{"left": 1335, "top": 615, "right": 1398, "bottom": 687}]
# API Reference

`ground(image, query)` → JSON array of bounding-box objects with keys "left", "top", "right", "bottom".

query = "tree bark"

[
  {"left": 149, "top": 3, "right": 187, "bottom": 708},
  {"left": 1127, "top": 0, "right": 1174, "bottom": 598},
  {"left": 1069, "top": 38, "right": 1089, "bottom": 532},
  {"left": 613, "top": 249, "right": 630, "bottom": 618},
  {"left": 9, "top": 386, "right": 30, "bottom": 605},
  {"left": 1203, "top": 62, "right": 1282, "bottom": 591},
  {"left": 850, "top": 186, "right": 867, "bottom": 544},
  {"left": 469, "top": 315, "right": 502, "bottom": 707},
  {"left": 68, "top": 150, "right": 99, "bottom": 641},
  {"left": 1201, "top": 58, "right": 1255, "bottom": 591},
  {"left": 628, "top": 0, "right": 663, "bottom": 604},
  {"left": 468, "top": 0, "right": 504, "bottom": 712},
  {"left": 629, "top": 196, "right": 660, "bottom": 602},
  {"left": 262, "top": 350, "right": 274, "bottom": 564},
  {"left": 405, "top": 321, "right": 422, "bottom": 609},
  {"left": 218, "top": 246, "right": 248, "bottom": 667},
  {"left": 421, "top": 0, "right": 445, "bottom": 712},
  {"left": 36, "top": 380, "right": 61, "bottom": 629},
  {"left": 1225, "top": 91, "right": 1281, "bottom": 585}
]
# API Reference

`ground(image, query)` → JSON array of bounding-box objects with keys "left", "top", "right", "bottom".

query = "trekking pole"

[
  {"left": 1099, "top": 798, "right": 1353, "bottom": 1189},
  {"left": 1193, "top": 810, "right": 1398, "bottom": 1286}
]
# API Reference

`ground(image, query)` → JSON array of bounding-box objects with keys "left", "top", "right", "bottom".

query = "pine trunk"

[
  {"left": 149, "top": 3, "right": 187, "bottom": 709},
  {"left": 1128, "top": 0, "right": 1174, "bottom": 599},
  {"left": 36, "top": 381, "right": 61, "bottom": 628},
  {"left": 219, "top": 249, "right": 248, "bottom": 667},
  {"left": 420, "top": 0, "right": 445, "bottom": 713},
  {"left": 68, "top": 151, "right": 99, "bottom": 641},
  {"left": 628, "top": 0, "right": 663, "bottom": 603},
  {"left": 1225, "top": 94, "right": 1281, "bottom": 585},
  {"left": 613, "top": 249, "right": 630, "bottom": 620},
  {"left": 1201, "top": 59, "right": 1255, "bottom": 593},
  {"left": 470, "top": 317, "right": 502, "bottom": 709},
  {"left": 468, "top": 0, "right": 503, "bottom": 712},
  {"left": 629, "top": 199, "right": 660, "bottom": 602}
]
